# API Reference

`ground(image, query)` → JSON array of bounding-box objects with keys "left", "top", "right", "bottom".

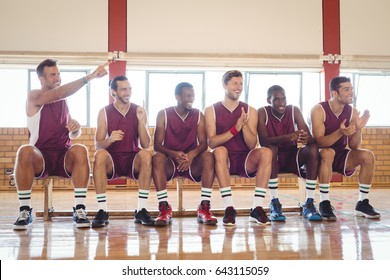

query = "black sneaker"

[
  {"left": 319, "top": 200, "right": 337, "bottom": 221},
  {"left": 249, "top": 206, "right": 271, "bottom": 225},
  {"left": 92, "top": 209, "right": 109, "bottom": 228},
  {"left": 302, "top": 198, "right": 322, "bottom": 221},
  {"left": 223, "top": 206, "right": 237, "bottom": 226},
  {"left": 73, "top": 204, "right": 91, "bottom": 228},
  {"left": 134, "top": 208, "right": 155, "bottom": 226},
  {"left": 355, "top": 199, "right": 381, "bottom": 219},
  {"left": 13, "top": 206, "right": 33, "bottom": 230}
]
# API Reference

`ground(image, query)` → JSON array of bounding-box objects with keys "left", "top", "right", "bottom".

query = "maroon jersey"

[
  {"left": 213, "top": 101, "right": 249, "bottom": 153},
  {"left": 105, "top": 103, "right": 141, "bottom": 154},
  {"left": 28, "top": 99, "right": 71, "bottom": 151},
  {"left": 263, "top": 105, "right": 297, "bottom": 152},
  {"left": 319, "top": 101, "right": 353, "bottom": 151},
  {"left": 163, "top": 107, "right": 200, "bottom": 153}
]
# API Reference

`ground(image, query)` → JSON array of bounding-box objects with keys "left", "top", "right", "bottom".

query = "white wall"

[
  {"left": 341, "top": 0, "right": 390, "bottom": 56},
  {"left": 127, "top": 0, "right": 323, "bottom": 55},
  {"left": 0, "top": 0, "right": 108, "bottom": 52}
]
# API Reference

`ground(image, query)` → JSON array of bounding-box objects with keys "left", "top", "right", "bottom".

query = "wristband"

[
  {"left": 82, "top": 76, "right": 88, "bottom": 85},
  {"left": 230, "top": 126, "right": 239, "bottom": 136}
]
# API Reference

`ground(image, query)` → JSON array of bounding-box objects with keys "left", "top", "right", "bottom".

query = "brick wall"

[{"left": 1, "top": 127, "right": 389, "bottom": 190}]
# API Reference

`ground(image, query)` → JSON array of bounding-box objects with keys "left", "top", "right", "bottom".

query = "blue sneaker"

[
  {"left": 269, "top": 198, "right": 286, "bottom": 221},
  {"left": 302, "top": 198, "right": 322, "bottom": 221}
]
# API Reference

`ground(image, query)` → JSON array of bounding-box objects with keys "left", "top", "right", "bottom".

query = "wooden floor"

[{"left": 0, "top": 187, "right": 389, "bottom": 260}]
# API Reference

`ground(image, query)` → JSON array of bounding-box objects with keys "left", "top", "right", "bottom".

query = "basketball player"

[
  {"left": 92, "top": 75, "right": 154, "bottom": 227},
  {"left": 152, "top": 82, "right": 217, "bottom": 227},
  {"left": 13, "top": 59, "right": 109, "bottom": 230},
  {"left": 257, "top": 85, "right": 322, "bottom": 222},
  {"left": 204, "top": 70, "right": 272, "bottom": 226},
  {"left": 310, "top": 76, "right": 380, "bottom": 220}
]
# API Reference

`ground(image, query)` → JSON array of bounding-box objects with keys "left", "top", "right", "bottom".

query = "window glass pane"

[
  {"left": 90, "top": 75, "right": 109, "bottom": 127},
  {"left": 60, "top": 72, "right": 88, "bottom": 126},
  {"left": 354, "top": 75, "right": 390, "bottom": 126},
  {"left": 127, "top": 70, "right": 146, "bottom": 109},
  {"left": 302, "top": 72, "right": 321, "bottom": 122},
  {"left": 247, "top": 73, "right": 301, "bottom": 110},
  {"left": 0, "top": 69, "right": 28, "bottom": 127},
  {"left": 148, "top": 72, "right": 203, "bottom": 127}
]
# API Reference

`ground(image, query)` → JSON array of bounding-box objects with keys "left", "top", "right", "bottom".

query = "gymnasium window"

[
  {"left": 341, "top": 72, "right": 390, "bottom": 127},
  {"left": 1, "top": 66, "right": 389, "bottom": 128}
]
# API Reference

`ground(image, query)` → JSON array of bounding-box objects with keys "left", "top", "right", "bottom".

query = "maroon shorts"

[
  {"left": 277, "top": 148, "right": 306, "bottom": 178},
  {"left": 227, "top": 150, "right": 256, "bottom": 178},
  {"left": 37, "top": 148, "right": 71, "bottom": 179},
  {"left": 109, "top": 152, "right": 138, "bottom": 180},
  {"left": 167, "top": 157, "right": 201, "bottom": 183},
  {"left": 332, "top": 148, "right": 356, "bottom": 177}
]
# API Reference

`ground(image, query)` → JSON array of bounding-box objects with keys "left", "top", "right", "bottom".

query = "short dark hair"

[
  {"left": 36, "top": 59, "right": 58, "bottom": 77},
  {"left": 267, "top": 85, "right": 285, "bottom": 99},
  {"left": 109, "top": 75, "right": 128, "bottom": 91},
  {"left": 175, "top": 82, "right": 193, "bottom": 96},
  {"left": 330, "top": 76, "right": 351, "bottom": 93},
  {"left": 222, "top": 70, "right": 242, "bottom": 85}
]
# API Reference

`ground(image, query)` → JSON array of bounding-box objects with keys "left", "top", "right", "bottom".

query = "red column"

[
  {"left": 107, "top": 0, "right": 127, "bottom": 185},
  {"left": 323, "top": 0, "right": 340, "bottom": 101},
  {"left": 323, "top": 0, "right": 342, "bottom": 182},
  {"left": 108, "top": 0, "right": 127, "bottom": 103}
]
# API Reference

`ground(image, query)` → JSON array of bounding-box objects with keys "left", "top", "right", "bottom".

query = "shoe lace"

[
  {"left": 141, "top": 209, "right": 152, "bottom": 219},
  {"left": 225, "top": 207, "right": 236, "bottom": 217},
  {"left": 252, "top": 206, "right": 266, "bottom": 219},
  {"left": 323, "top": 201, "right": 335, "bottom": 212},
  {"left": 304, "top": 200, "right": 317, "bottom": 214},
  {"left": 75, "top": 208, "right": 87, "bottom": 219},
  {"left": 18, "top": 210, "right": 30, "bottom": 221},
  {"left": 158, "top": 203, "right": 170, "bottom": 217},
  {"left": 271, "top": 200, "right": 282, "bottom": 214},
  {"left": 201, "top": 201, "right": 211, "bottom": 212}
]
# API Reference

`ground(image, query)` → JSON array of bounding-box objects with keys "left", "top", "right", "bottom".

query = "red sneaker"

[
  {"left": 154, "top": 201, "right": 172, "bottom": 227},
  {"left": 197, "top": 200, "right": 218, "bottom": 225}
]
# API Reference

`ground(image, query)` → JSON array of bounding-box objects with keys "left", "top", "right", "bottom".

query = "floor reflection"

[{"left": 1, "top": 209, "right": 389, "bottom": 260}]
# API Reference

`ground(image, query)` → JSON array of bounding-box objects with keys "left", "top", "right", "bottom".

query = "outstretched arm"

[{"left": 27, "top": 61, "right": 110, "bottom": 116}]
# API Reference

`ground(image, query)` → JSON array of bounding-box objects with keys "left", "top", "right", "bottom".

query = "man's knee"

[
  {"left": 320, "top": 148, "right": 335, "bottom": 163},
  {"left": 258, "top": 147, "right": 272, "bottom": 162},
  {"left": 16, "top": 145, "right": 36, "bottom": 161},
  {"left": 94, "top": 149, "right": 109, "bottom": 166},
  {"left": 213, "top": 146, "right": 228, "bottom": 162},
  {"left": 360, "top": 149, "right": 375, "bottom": 166},
  {"left": 306, "top": 143, "right": 320, "bottom": 160},
  {"left": 137, "top": 149, "right": 152, "bottom": 165},
  {"left": 152, "top": 152, "right": 167, "bottom": 167},
  {"left": 69, "top": 144, "right": 88, "bottom": 160}
]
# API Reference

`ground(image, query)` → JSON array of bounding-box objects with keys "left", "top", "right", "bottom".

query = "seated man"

[
  {"left": 13, "top": 59, "right": 108, "bottom": 230},
  {"left": 204, "top": 70, "right": 273, "bottom": 226},
  {"left": 152, "top": 82, "right": 217, "bottom": 227},
  {"left": 92, "top": 75, "right": 154, "bottom": 227},
  {"left": 258, "top": 85, "right": 322, "bottom": 221},
  {"left": 310, "top": 76, "right": 380, "bottom": 220}
]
